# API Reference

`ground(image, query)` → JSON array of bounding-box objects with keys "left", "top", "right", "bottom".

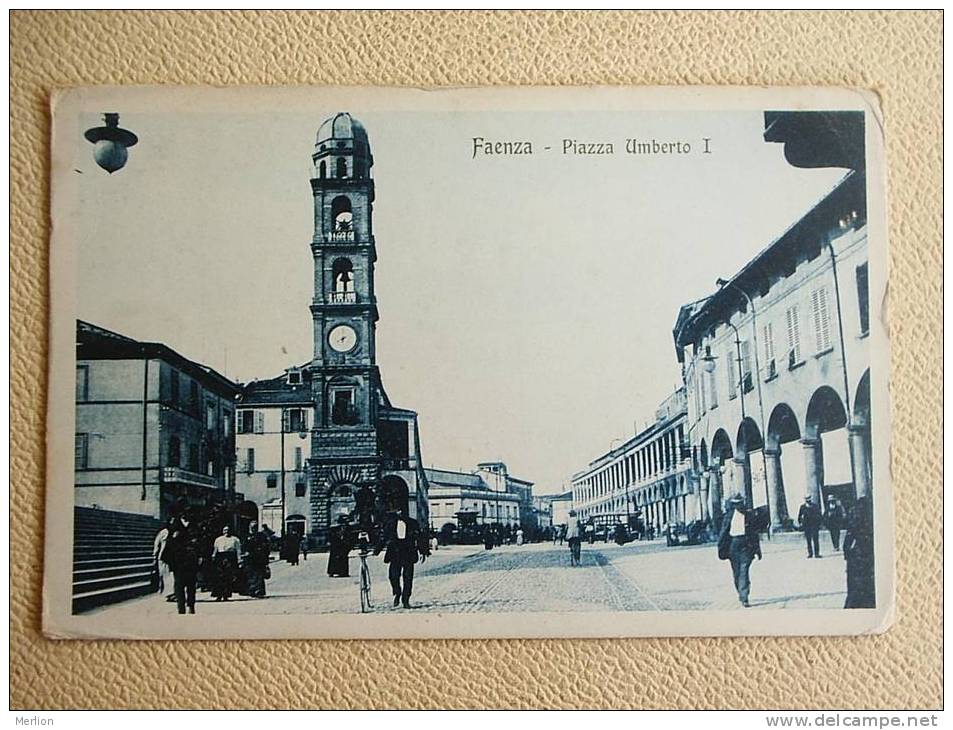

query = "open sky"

[{"left": 73, "top": 103, "right": 845, "bottom": 493}]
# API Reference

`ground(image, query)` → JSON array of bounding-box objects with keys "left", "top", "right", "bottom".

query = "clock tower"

[{"left": 308, "top": 112, "right": 382, "bottom": 544}]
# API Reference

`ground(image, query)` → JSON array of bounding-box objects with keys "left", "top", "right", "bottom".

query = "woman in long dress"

[{"left": 327, "top": 516, "right": 353, "bottom": 577}]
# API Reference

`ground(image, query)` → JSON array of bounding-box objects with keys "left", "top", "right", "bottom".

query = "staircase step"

[
  {"left": 73, "top": 536, "right": 154, "bottom": 548},
  {"left": 73, "top": 525, "right": 158, "bottom": 540},
  {"left": 72, "top": 581, "right": 155, "bottom": 614},
  {"left": 75, "top": 555, "right": 158, "bottom": 570},
  {"left": 73, "top": 570, "right": 155, "bottom": 595},
  {"left": 73, "top": 545, "right": 152, "bottom": 561},
  {"left": 74, "top": 562, "right": 155, "bottom": 582}
]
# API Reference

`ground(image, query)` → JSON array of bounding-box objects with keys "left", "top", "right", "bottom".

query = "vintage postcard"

[{"left": 43, "top": 86, "right": 892, "bottom": 639}]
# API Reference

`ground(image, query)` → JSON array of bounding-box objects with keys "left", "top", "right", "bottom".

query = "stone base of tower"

[{"left": 308, "top": 427, "right": 379, "bottom": 547}]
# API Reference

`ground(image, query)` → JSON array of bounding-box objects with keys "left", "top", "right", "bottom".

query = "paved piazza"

[{"left": 91, "top": 532, "right": 847, "bottom": 618}]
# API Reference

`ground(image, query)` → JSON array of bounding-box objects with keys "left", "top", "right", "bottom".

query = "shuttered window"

[
  {"left": 698, "top": 369, "right": 707, "bottom": 412},
  {"left": 785, "top": 305, "right": 802, "bottom": 365},
  {"left": 76, "top": 365, "right": 89, "bottom": 401},
  {"left": 811, "top": 286, "right": 833, "bottom": 353},
  {"left": 856, "top": 263, "right": 870, "bottom": 335},
  {"left": 75, "top": 433, "right": 89, "bottom": 469},
  {"left": 727, "top": 347, "right": 737, "bottom": 398}
]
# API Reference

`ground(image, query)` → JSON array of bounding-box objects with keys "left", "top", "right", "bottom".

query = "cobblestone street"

[{"left": 90, "top": 531, "right": 847, "bottom": 618}]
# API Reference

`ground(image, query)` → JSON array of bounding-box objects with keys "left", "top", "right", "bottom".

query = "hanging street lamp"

[{"left": 84, "top": 113, "right": 138, "bottom": 174}]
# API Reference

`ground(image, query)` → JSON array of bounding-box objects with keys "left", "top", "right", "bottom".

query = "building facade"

[
  {"left": 75, "top": 321, "right": 240, "bottom": 521},
  {"left": 571, "top": 388, "right": 694, "bottom": 534},
  {"left": 304, "top": 112, "right": 429, "bottom": 544},
  {"left": 234, "top": 367, "right": 315, "bottom": 535},
  {"left": 673, "top": 112, "right": 871, "bottom": 530},
  {"left": 546, "top": 491, "right": 574, "bottom": 530},
  {"left": 424, "top": 461, "right": 535, "bottom": 535}
]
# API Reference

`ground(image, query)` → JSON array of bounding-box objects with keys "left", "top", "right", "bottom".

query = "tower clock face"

[{"left": 328, "top": 324, "right": 358, "bottom": 353}]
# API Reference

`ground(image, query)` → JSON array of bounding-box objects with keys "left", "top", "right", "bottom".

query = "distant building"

[
  {"left": 674, "top": 112, "right": 871, "bottom": 529},
  {"left": 235, "top": 366, "right": 315, "bottom": 535},
  {"left": 546, "top": 491, "right": 574, "bottom": 529},
  {"left": 75, "top": 320, "right": 240, "bottom": 521},
  {"left": 424, "top": 464, "right": 528, "bottom": 533},
  {"left": 532, "top": 496, "right": 554, "bottom": 532},
  {"left": 478, "top": 461, "right": 536, "bottom": 533},
  {"left": 571, "top": 388, "right": 693, "bottom": 533}
]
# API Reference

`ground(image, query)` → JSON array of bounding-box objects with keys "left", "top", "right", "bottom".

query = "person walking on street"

[
  {"left": 798, "top": 495, "right": 823, "bottom": 558},
  {"left": 826, "top": 496, "right": 846, "bottom": 551},
  {"left": 327, "top": 515, "right": 353, "bottom": 577},
  {"left": 300, "top": 533, "right": 309, "bottom": 561},
  {"left": 585, "top": 520, "right": 595, "bottom": 545},
  {"left": 717, "top": 495, "right": 762, "bottom": 607},
  {"left": 516, "top": 527, "right": 524, "bottom": 546},
  {"left": 210, "top": 525, "right": 241, "bottom": 601},
  {"left": 843, "top": 495, "right": 876, "bottom": 608},
  {"left": 376, "top": 507, "right": 430, "bottom": 609},
  {"left": 565, "top": 510, "right": 582, "bottom": 566},
  {"left": 152, "top": 519, "right": 174, "bottom": 602},
  {"left": 165, "top": 511, "right": 201, "bottom": 615},
  {"left": 244, "top": 522, "right": 271, "bottom": 598},
  {"left": 284, "top": 532, "right": 300, "bottom": 566}
]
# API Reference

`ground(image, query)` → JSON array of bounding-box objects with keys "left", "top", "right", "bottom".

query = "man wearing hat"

[
  {"left": 565, "top": 510, "right": 582, "bottom": 566},
  {"left": 717, "top": 494, "right": 762, "bottom": 607},
  {"left": 798, "top": 494, "right": 823, "bottom": 558}
]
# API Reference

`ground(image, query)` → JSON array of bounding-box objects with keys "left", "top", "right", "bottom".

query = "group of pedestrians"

[
  {"left": 717, "top": 492, "right": 875, "bottom": 610},
  {"left": 152, "top": 516, "right": 273, "bottom": 614},
  {"left": 796, "top": 494, "right": 847, "bottom": 559}
]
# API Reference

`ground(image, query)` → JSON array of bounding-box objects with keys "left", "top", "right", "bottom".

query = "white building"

[
  {"left": 235, "top": 366, "right": 314, "bottom": 536},
  {"left": 571, "top": 388, "right": 694, "bottom": 534},
  {"left": 425, "top": 466, "right": 524, "bottom": 532},
  {"left": 547, "top": 491, "right": 574, "bottom": 530},
  {"left": 674, "top": 113, "right": 871, "bottom": 529}
]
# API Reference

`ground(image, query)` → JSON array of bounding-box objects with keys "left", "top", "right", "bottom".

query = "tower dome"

[
  {"left": 316, "top": 112, "right": 368, "bottom": 147},
  {"left": 313, "top": 112, "right": 372, "bottom": 181}
]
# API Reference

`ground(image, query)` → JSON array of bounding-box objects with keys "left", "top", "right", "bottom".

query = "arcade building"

[{"left": 674, "top": 111, "right": 871, "bottom": 530}]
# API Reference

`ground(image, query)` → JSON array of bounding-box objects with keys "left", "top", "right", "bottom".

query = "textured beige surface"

[{"left": 11, "top": 10, "right": 941, "bottom": 710}]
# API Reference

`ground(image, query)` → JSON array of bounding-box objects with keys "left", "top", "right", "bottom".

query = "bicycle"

[{"left": 357, "top": 531, "right": 372, "bottom": 613}]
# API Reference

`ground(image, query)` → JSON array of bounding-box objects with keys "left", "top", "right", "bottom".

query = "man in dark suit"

[
  {"left": 717, "top": 495, "right": 762, "bottom": 607},
  {"left": 376, "top": 508, "right": 430, "bottom": 608},
  {"left": 798, "top": 494, "right": 823, "bottom": 558},
  {"left": 165, "top": 510, "right": 202, "bottom": 614}
]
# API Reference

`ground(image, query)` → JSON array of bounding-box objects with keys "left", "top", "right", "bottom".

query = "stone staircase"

[{"left": 72, "top": 507, "right": 162, "bottom": 614}]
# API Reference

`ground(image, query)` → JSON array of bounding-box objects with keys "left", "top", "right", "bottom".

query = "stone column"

[
  {"left": 764, "top": 448, "right": 786, "bottom": 529},
  {"left": 698, "top": 472, "right": 710, "bottom": 522},
  {"left": 708, "top": 467, "right": 723, "bottom": 528},
  {"left": 849, "top": 425, "right": 872, "bottom": 498},
  {"left": 801, "top": 438, "right": 823, "bottom": 504},
  {"left": 733, "top": 457, "right": 752, "bottom": 506}
]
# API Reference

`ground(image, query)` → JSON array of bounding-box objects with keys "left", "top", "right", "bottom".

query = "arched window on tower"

[
  {"left": 331, "top": 258, "right": 355, "bottom": 303},
  {"left": 319, "top": 160, "right": 327, "bottom": 179},
  {"left": 336, "top": 157, "right": 347, "bottom": 178},
  {"left": 329, "top": 196, "right": 353, "bottom": 242}
]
